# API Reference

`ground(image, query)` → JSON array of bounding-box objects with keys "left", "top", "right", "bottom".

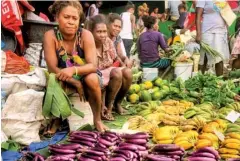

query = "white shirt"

[
  {"left": 119, "top": 12, "right": 133, "bottom": 40},
  {"left": 87, "top": 4, "right": 99, "bottom": 19}
]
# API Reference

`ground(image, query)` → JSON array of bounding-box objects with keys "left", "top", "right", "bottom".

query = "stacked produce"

[
  {"left": 219, "top": 133, "right": 240, "bottom": 160},
  {"left": 219, "top": 102, "right": 240, "bottom": 123},
  {"left": 111, "top": 132, "right": 149, "bottom": 160},
  {"left": 132, "top": 66, "right": 143, "bottom": 83},
  {"left": 187, "top": 147, "right": 220, "bottom": 161},
  {"left": 47, "top": 131, "right": 151, "bottom": 161},
  {"left": 173, "top": 131, "right": 199, "bottom": 150},
  {"left": 225, "top": 124, "right": 240, "bottom": 134},
  {"left": 145, "top": 144, "right": 185, "bottom": 161},
  {"left": 47, "top": 143, "right": 81, "bottom": 160},
  {"left": 126, "top": 116, "right": 158, "bottom": 134},
  {"left": 180, "top": 116, "right": 207, "bottom": 132},
  {"left": 196, "top": 133, "right": 219, "bottom": 150},
  {"left": 21, "top": 152, "right": 45, "bottom": 161},
  {"left": 153, "top": 126, "right": 181, "bottom": 144},
  {"left": 202, "top": 119, "right": 227, "bottom": 134},
  {"left": 68, "top": 131, "right": 99, "bottom": 148}
]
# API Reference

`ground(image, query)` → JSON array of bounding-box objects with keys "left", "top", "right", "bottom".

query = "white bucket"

[
  {"left": 174, "top": 62, "right": 193, "bottom": 81},
  {"left": 142, "top": 68, "right": 158, "bottom": 81}
]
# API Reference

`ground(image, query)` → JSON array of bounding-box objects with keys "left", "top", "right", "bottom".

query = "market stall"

[{"left": 1, "top": 0, "right": 240, "bottom": 161}]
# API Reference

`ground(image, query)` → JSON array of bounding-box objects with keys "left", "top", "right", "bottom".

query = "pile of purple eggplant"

[
  {"left": 46, "top": 143, "right": 82, "bottom": 161},
  {"left": 21, "top": 152, "right": 45, "bottom": 161},
  {"left": 110, "top": 132, "right": 149, "bottom": 161},
  {"left": 47, "top": 131, "right": 150, "bottom": 161},
  {"left": 68, "top": 131, "right": 99, "bottom": 148},
  {"left": 187, "top": 147, "right": 220, "bottom": 161},
  {"left": 145, "top": 144, "right": 185, "bottom": 161}
]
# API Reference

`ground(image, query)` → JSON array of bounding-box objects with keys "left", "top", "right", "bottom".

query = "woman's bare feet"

[
  {"left": 94, "top": 121, "right": 109, "bottom": 132},
  {"left": 115, "top": 102, "right": 127, "bottom": 115},
  {"left": 43, "top": 119, "right": 61, "bottom": 137}
]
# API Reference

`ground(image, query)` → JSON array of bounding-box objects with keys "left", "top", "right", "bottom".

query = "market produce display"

[{"left": 187, "top": 147, "right": 220, "bottom": 161}]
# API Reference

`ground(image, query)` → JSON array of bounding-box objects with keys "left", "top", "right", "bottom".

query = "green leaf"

[
  {"left": 71, "top": 106, "right": 85, "bottom": 118},
  {"left": 1, "top": 142, "right": 9, "bottom": 150}
]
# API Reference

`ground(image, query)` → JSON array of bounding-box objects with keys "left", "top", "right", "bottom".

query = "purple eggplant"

[
  {"left": 70, "top": 131, "right": 98, "bottom": 139},
  {"left": 188, "top": 156, "right": 216, "bottom": 161},
  {"left": 146, "top": 154, "right": 175, "bottom": 161},
  {"left": 112, "top": 153, "right": 130, "bottom": 160},
  {"left": 48, "top": 156, "right": 74, "bottom": 161},
  {"left": 195, "top": 147, "right": 220, "bottom": 159},
  {"left": 70, "top": 134, "right": 97, "bottom": 142},
  {"left": 91, "top": 147, "right": 110, "bottom": 154},
  {"left": 84, "top": 150, "right": 105, "bottom": 156},
  {"left": 96, "top": 143, "right": 107, "bottom": 149},
  {"left": 125, "top": 138, "right": 147, "bottom": 145},
  {"left": 158, "top": 150, "right": 184, "bottom": 156},
  {"left": 122, "top": 133, "right": 149, "bottom": 139},
  {"left": 49, "top": 143, "right": 82, "bottom": 150},
  {"left": 153, "top": 144, "right": 181, "bottom": 152},
  {"left": 51, "top": 154, "right": 76, "bottom": 159},
  {"left": 49, "top": 147, "right": 76, "bottom": 154},
  {"left": 118, "top": 145, "right": 138, "bottom": 151},
  {"left": 81, "top": 153, "right": 103, "bottom": 161},
  {"left": 99, "top": 138, "right": 115, "bottom": 147},
  {"left": 77, "top": 156, "right": 96, "bottom": 161},
  {"left": 118, "top": 143, "right": 147, "bottom": 151},
  {"left": 191, "top": 152, "right": 216, "bottom": 158},
  {"left": 113, "top": 149, "right": 131, "bottom": 158},
  {"left": 109, "top": 157, "right": 126, "bottom": 161},
  {"left": 68, "top": 139, "right": 95, "bottom": 147}
]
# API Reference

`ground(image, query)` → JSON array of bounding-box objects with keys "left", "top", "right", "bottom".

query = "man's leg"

[
  {"left": 114, "top": 68, "right": 132, "bottom": 114},
  {"left": 122, "top": 39, "right": 133, "bottom": 57},
  {"left": 84, "top": 73, "right": 108, "bottom": 132}
]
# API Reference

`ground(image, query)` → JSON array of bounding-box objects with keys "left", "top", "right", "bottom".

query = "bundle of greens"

[
  {"left": 200, "top": 41, "right": 223, "bottom": 59},
  {"left": 43, "top": 73, "right": 84, "bottom": 119}
]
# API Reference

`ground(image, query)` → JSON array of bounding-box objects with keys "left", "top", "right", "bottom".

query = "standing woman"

[
  {"left": 88, "top": 14, "right": 132, "bottom": 120},
  {"left": 196, "top": 0, "right": 230, "bottom": 76},
  {"left": 44, "top": 0, "right": 108, "bottom": 133}
]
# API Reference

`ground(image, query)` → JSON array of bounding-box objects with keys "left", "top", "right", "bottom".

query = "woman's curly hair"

[
  {"left": 48, "top": 0, "right": 83, "bottom": 18},
  {"left": 86, "top": 14, "right": 107, "bottom": 32},
  {"left": 142, "top": 15, "right": 157, "bottom": 29}
]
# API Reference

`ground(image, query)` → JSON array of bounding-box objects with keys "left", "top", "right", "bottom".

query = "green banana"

[{"left": 184, "top": 110, "right": 197, "bottom": 119}]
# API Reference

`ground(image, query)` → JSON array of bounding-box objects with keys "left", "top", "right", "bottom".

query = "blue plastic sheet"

[
  {"left": 1, "top": 131, "right": 68, "bottom": 161},
  {"left": 28, "top": 131, "right": 68, "bottom": 152}
]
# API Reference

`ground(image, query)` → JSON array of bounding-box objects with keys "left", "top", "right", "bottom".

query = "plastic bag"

[
  {"left": 1, "top": 89, "right": 44, "bottom": 145},
  {"left": 67, "top": 94, "right": 93, "bottom": 131},
  {"left": 4, "top": 50, "right": 30, "bottom": 74}
]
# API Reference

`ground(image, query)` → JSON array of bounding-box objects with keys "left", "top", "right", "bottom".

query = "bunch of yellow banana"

[
  {"left": 145, "top": 112, "right": 164, "bottom": 125},
  {"left": 173, "top": 130, "right": 198, "bottom": 150},
  {"left": 202, "top": 119, "right": 228, "bottom": 133},
  {"left": 127, "top": 116, "right": 158, "bottom": 134},
  {"left": 195, "top": 133, "right": 219, "bottom": 150},
  {"left": 161, "top": 114, "right": 186, "bottom": 126},
  {"left": 225, "top": 123, "right": 240, "bottom": 134},
  {"left": 219, "top": 133, "right": 240, "bottom": 159},
  {"left": 152, "top": 126, "right": 181, "bottom": 144},
  {"left": 161, "top": 100, "right": 194, "bottom": 115},
  {"left": 225, "top": 102, "right": 240, "bottom": 113},
  {"left": 180, "top": 116, "right": 207, "bottom": 132}
]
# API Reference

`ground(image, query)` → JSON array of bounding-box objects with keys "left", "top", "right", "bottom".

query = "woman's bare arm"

[
  {"left": 196, "top": 7, "right": 203, "bottom": 43},
  {"left": 43, "top": 30, "right": 61, "bottom": 74}
]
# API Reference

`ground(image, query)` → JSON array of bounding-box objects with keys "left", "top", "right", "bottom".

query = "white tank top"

[
  {"left": 87, "top": 4, "right": 99, "bottom": 19},
  {"left": 119, "top": 12, "right": 133, "bottom": 40}
]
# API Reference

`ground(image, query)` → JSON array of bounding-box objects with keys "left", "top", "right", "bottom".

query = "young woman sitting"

[
  {"left": 87, "top": 14, "right": 132, "bottom": 121},
  {"left": 43, "top": 0, "right": 108, "bottom": 133}
]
